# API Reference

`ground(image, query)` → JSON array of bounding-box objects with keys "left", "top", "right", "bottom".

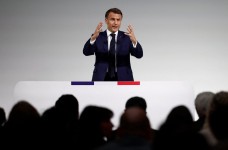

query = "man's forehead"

[{"left": 107, "top": 12, "right": 122, "bottom": 18}]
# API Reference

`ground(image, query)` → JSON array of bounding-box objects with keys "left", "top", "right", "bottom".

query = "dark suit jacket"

[{"left": 83, "top": 30, "right": 143, "bottom": 81}]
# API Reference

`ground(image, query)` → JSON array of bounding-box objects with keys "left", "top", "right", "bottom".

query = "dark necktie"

[{"left": 108, "top": 33, "right": 116, "bottom": 78}]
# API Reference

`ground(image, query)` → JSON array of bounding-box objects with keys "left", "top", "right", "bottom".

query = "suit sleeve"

[
  {"left": 130, "top": 41, "right": 143, "bottom": 58},
  {"left": 83, "top": 38, "right": 96, "bottom": 56}
]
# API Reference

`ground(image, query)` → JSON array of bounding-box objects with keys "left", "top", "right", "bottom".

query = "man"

[{"left": 83, "top": 8, "right": 143, "bottom": 81}]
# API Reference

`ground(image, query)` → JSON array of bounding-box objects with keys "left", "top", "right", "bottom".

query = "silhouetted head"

[
  {"left": 7, "top": 100, "right": 40, "bottom": 125},
  {"left": 195, "top": 91, "right": 214, "bottom": 118},
  {"left": 125, "top": 96, "right": 147, "bottom": 111},
  {"left": 208, "top": 91, "right": 228, "bottom": 141},
  {"left": 79, "top": 105, "right": 114, "bottom": 138},
  {"left": 166, "top": 105, "right": 193, "bottom": 126},
  {"left": 55, "top": 94, "right": 79, "bottom": 119},
  {"left": 117, "top": 107, "right": 152, "bottom": 140}
]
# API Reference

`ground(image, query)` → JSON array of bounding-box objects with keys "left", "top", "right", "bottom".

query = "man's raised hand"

[
  {"left": 91, "top": 22, "right": 103, "bottom": 41},
  {"left": 125, "top": 24, "right": 137, "bottom": 45}
]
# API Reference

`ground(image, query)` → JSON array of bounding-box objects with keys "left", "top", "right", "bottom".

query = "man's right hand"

[{"left": 91, "top": 22, "right": 103, "bottom": 41}]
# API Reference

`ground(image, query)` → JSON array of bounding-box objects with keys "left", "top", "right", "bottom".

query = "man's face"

[{"left": 105, "top": 12, "right": 122, "bottom": 33}]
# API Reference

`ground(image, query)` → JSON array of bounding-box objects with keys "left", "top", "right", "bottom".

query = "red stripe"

[{"left": 117, "top": 81, "right": 140, "bottom": 85}]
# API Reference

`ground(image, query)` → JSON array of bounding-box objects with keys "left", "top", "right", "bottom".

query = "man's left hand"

[{"left": 125, "top": 24, "right": 137, "bottom": 45}]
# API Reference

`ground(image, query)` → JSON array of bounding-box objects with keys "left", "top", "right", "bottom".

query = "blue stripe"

[{"left": 71, "top": 81, "right": 94, "bottom": 85}]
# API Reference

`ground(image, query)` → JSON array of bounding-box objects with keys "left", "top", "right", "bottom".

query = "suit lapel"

[
  {"left": 117, "top": 31, "right": 123, "bottom": 54},
  {"left": 100, "top": 31, "right": 108, "bottom": 52}
]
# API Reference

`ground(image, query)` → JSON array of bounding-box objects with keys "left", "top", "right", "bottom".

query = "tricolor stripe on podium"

[
  {"left": 71, "top": 81, "right": 94, "bottom": 85},
  {"left": 71, "top": 81, "right": 140, "bottom": 85}
]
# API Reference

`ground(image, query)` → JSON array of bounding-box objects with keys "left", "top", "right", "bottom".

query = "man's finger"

[{"left": 124, "top": 32, "right": 131, "bottom": 36}]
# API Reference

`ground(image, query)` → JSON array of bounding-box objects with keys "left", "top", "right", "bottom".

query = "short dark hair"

[
  {"left": 105, "top": 8, "right": 123, "bottom": 18},
  {"left": 125, "top": 96, "right": 147, "bottom": 111}
]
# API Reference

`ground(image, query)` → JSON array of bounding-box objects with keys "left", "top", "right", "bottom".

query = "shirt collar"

[{"left": 107, "top": 29, "right": 118, "bottom": 37}]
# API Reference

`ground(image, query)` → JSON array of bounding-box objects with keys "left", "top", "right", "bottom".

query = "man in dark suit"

[{"left": 83, "top": 8, "right": 143, "bottom": 81}]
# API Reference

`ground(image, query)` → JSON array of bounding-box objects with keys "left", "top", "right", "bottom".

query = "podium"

[{"left": 14, "top": 81, "right": 195, "bottom": 129}]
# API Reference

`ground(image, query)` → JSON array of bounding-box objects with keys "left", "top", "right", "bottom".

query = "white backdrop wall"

[{"left": 1, "top": 0, "right": 228, "bottom": 118}]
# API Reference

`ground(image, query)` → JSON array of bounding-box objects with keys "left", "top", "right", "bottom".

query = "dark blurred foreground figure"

[
  {"left": 0, "top": 107, "right": 6, "bottom": 141},
  {"left": 0, "top": 107, "right": 6, "bottom": 127},
  {"left": 41, "top": 94, "right": 79, "bottom": 149},
  {"left": 2, "top": 101, "right": 42, "bottom": 150},
  {"left": 76, "top": 105, "right": 114, "bottom": 150},
  {"left": 111, "top": 96, "right": 157, "bottom": 143},
  {"left": 153, "top": 105, "right": 210, "bottom": 150},
  {"left": 194, "top": 91, "right": 214, "bottom": 132},
  {"left": 125, "top": 96, "right": 147, "bottom": 110},
  {"left": 126, "top": 96, "right": 157, "bottom": 139},
  {"left": 207, "top": 91, "right": 228, "bottom": 150},
  {"left": 96, "top": 107, "right": 153, "bottom": 150}
]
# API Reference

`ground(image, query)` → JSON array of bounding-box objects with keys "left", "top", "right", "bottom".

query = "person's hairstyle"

[
  {"left": 125, "top": 96, "right": 147, "bottom": 111},
  {"left": 79, "top": 105, "right": 113, "bottom": 125},
  {"left": 54, "top": 94, "right": 79, "bottom": 122},
  {"left": 55, "top": 94, "right": 79, "bottom": 112},
  {"left": 105, "top": 8, "right": 123, "bottom": 18},
  {"left": 6, "top": 100, "right": 41, "bottom": 128},
  {"left": 165, "top": 105, "right": 193, "bottom": 125},
  {"left": 195, "top": 91, "right": 214, "bottom": 118}
]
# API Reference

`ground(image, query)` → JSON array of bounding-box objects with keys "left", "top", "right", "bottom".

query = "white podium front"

[{"left": 14, "top": 81, "right": 195, "bottom": 130}]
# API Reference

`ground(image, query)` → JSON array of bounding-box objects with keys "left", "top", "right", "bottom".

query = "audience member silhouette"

[
  {"left": 41, "top": 94, "right": 79, "bottom": 149},
  {"left": 77, "top": 105, "right": 114, "bottom": 150},
  {"left": 125, "top": 96, "right": 147, "bottom": 110},
  {"left": 96, "top": 107, "right": 152, "bottom": 150},
  {"left": 0, "top": 107, "right": 6, "bottom": 142},
  {"left": 194, "top": 91, "right": 214, "bottom": 132},
  {"left": 126, "top": 96, "right": 157, "bottom": 137},
  {"left": 0, "top": 107, "right": 6, "bottom": 127},
  {"left": 208, "top": 91, "right": 228, "bottom": 141},
  {"left": 2, "top": 100, "right": 42, "bottom": 150},
  {"left": 111, "top": 96, "right": 156, "bottom": 143},
  {"left": 207, "top": 91, "right": 228, "bottom": 150},
  {"left": 153, "top": 105, "right": 210, "bottom": 150}
]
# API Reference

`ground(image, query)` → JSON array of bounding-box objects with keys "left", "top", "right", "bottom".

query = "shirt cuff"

[
  {"left": 133, "top": 41, "right": 137, "bottom": 48},
  {"left": 90, "top": 39, "right": 96, "bottom": 45}
]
